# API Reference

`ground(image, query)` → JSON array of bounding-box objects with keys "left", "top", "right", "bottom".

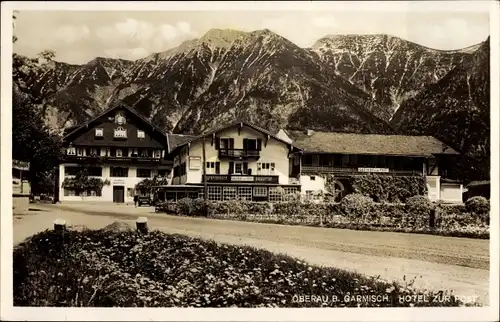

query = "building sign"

[
  {"left": 13, "top": 160, "right": 30, "bottom": 171},
  {"left": 358, "top": 167, "right": 389, "bottom": 173},
  {"left": 231, "top": 176, "right": 254, "bottom": 182},
  {"left": 189, "top": 156, "right": 201, "bottom": 170},
  {"left": 113, "top": 179, "right": 125, "bottom": 185}
]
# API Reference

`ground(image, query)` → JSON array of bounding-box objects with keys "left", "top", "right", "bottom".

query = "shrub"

[
  {"left": 340, "top": 193, "right": 373, "bottom": 220},
  {"left": 13, "top": 229, "right": 475, "bottom": 307},
  {"left": 177, "top": 198, "right": 194, "bottom": 216},
  {"left": 465, "top": 196, "right": 490, "bottom": 215},
  {"left": 349, "top": 175, "right": 426, "bottom": 203}
]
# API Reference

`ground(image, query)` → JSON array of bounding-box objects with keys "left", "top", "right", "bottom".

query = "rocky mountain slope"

[
  {"left": 311, "top": 34, "right": 479, "bottom": 121},
  {"left": 14, "top": 29, "right": 490, "bottom": 179},
  {"left": 391, "top": 37, "right": 490, "bottom": 180},
  {"left": 18, "top": 29, "right": 394, "bottom": 135}
]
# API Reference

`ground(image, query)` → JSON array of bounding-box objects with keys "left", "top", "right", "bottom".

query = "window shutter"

[
  {"left": 229, "top": 138, "right": 235, "bottom": 149},
  {"left": 243, "top": 138, "right": 248, "bottom": 150},
  {"left": 215, "top": 137, "right": 220, "bottom": 150},
  {"left": 257, "top": 139, "right": 262, "bottom": 151},
  {"left": 228, "top": 162, "right": 234, "bottom": 174},
  {"left": 215, "top": 162, "right": 220, "bottom": 174},
  {"left": 243, "top": 162, "right": 248, "bottom": 174}
]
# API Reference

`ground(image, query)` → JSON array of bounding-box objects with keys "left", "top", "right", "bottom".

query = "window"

[
  {"left": 65, "top": 167, "right": 81, "bottom": 176},
  {"left": 238, "top": 187, "right": 252, "bottom": 201},
  {"left": 206, "top": 162, "right": 220, "bottom": 174},
  {"left": 114, "top": 126, "right": 127, "bottom": 138},
  {"left": 258, "top": 162, "right": 275, "bottom": 175},
  {"left": 269, "top": 187, "right": 283, "bottom": 202},
  {"left": 243, "top": 138, "right": 258, "bottom": 150},
  {"left": 235, "top": 163, "right": 242, "bottom": 174},
  {"left": 77, "top": 148, "right": 84, "bottom": 156},
  {"left": 253, "top": 186, "right": 268, "bottom": 197},
  {"left": 110, "top": 167, "right": 128, "bottom": 177},
  {"left": 158, "top": 169, "right": 170, "bottom": 178},
  {"left": 310, "top": 176, "right": 316, "bottom": 181},
  {"left": 67, "top": 147, "right": 76, "bottom": 155},
  {"left": 303, "top": 155, "right": 313, "bottom": 165},
  {"left": 95, "top": 128, "right": 103, "bottom": 137},
  {"left": 87, "top": 167, "right": 102, "bottom": 177},
  {"left": 140, "top": 149, "right": 149, "bottom": 157},
  {"left": 283, "top": 187, "right": 298, "bottom": 200},
  {"left": 207, "top": 186, "right": 222, "bottom": 201},
  {"left": 306, "top": 190, "right": 313, "bottom": 200},
  {"left": 137, "top": 130, "right": 145, "bottom": 139},
  {"left": 154, "top": 150, "right": 162, "bottom": 159},
  {"left": 116, "top": 149, "right": 123, "bottom": 157},
  {"left": 137, "top": 169, "right": 152, "bottom": 178},
  {"left": 223, "top": 187, "right": 237, "bottom": 200},
  {"left": 89, "top": 148, "right": 99, "bottom": 156}
]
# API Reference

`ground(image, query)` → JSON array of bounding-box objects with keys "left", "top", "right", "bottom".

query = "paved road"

[{"left": 13, "top": 202, "right": 490, "bottom": 305}]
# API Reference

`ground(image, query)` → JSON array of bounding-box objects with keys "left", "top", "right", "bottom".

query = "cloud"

[
  {"left": 104, "top": 47, "right": 150, "bottom": 60},
  {"left": 96, "top": 18, "right": 198, "bottom": 60},
  {"left": 53, "top": 25, "right": 90, "bottom": 44}
]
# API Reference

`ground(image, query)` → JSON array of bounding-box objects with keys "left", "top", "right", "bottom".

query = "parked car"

[{"left": 137, "top": 196, "right": 153, "bottom": 207}]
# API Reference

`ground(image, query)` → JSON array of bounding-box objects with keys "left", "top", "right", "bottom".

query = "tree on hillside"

[{"left": 12, "top": 12, "right": 63, "bottom": 195}]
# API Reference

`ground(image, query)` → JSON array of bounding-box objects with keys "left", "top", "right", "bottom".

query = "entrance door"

[{"left": 113, "top": 186, "right": 125, "bottom": 203}]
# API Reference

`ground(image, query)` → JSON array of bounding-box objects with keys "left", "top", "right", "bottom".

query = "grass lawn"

[{"left": 13, "top": 223, "right": 479, "bottom": 307}]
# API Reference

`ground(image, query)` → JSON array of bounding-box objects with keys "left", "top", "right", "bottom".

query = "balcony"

[
  {"left": 218, "top": 149, "right": 260, "bottom": 159},
  {"left": 203, "top": 174, "right": 279, "bottom": 184},
  {"left": 63, "top": 154, "right": 172, "bottom": 166},
  {"left": 301, "top": 165, "right": 423, "bottom": 176}
]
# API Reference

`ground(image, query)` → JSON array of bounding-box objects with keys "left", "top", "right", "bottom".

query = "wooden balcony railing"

[
  {"left": 203, "top": 174, "right": 279, "bottom": 184},
  {"left": 63, "top": 154, "right": 171, "bottom": 165},
  {"left": 218, "top": 149, "right": 260, "bottom": 159},
  {"left": 301, "top": 165, "right": 423, "bottom": 176}
]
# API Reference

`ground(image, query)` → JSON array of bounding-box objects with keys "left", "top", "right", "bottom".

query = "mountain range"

[{"left": 14, "top": 28, "right": 490, "bottom": 180}]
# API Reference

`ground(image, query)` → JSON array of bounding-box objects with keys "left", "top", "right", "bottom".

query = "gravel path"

[{"left": 13, "top": 202, "right": 490, "bottom": 305}]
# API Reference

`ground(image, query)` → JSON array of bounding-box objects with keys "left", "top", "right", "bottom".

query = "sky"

[{"left": 13, "top": 9, "right": 490, "bottom": 64}]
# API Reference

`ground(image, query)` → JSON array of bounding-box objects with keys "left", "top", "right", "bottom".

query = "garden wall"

[{"left": 156, "top": 195, "right": 489, "bottom": 239}]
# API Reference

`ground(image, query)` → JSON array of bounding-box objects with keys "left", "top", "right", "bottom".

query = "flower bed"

[
  {"left": 155, "top": 196, "right": 489, "bottom": 239},
  {"left": 14, "top": 227, "right": 477, "bottom": 307}
]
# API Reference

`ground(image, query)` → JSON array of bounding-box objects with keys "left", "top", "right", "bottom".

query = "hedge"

[{"left": 156, "top": 195, "right": 489, "bottom": 238}]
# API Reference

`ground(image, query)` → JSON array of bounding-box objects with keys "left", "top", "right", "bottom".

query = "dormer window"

[
  {"left": 67, "top": 147, "right": 76, "bottom": 155},
  {"left": 137, "top": 130, "right": 145, "bottom": 139},
  {"left": 77, "top": 148, "right": 84, "bottom": 156},
  {"left": 115, "top": 111, "right": 126, "bottom": 125},
  {"left": 154, "top": 150, "right": 161, "bottom": 158},
  {"left": 95, "top": 128, "right": 103, "bottom": 137},
  {"left": 116, "top": 149, "right": 123, "bottom": 157},
  {"left": 114, "top": 126, "right": 127, "bottom": 138}
]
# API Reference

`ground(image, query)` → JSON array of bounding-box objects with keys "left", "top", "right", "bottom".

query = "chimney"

[{"left": 306, "top": 129, "right": 314, "bottom": 136}]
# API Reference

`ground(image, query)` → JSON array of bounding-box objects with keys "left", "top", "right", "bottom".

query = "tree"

[
  {"left": 61, "top": 169, "right": 110, "bottom": 197},
  {"left": 12, "top": 12, "right": 63, "bottom": 195},
  {"left": 135, "top": 175, "right": 169, "bottom": 197}
]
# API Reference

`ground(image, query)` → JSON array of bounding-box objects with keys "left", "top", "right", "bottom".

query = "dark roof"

[
  {"left": 168, "top": 120, "right": 301, "bottom": 155},
  {"left": 64, "top": 102, "right": 168, "bottom": 142},
  {"left": 466, "top": 180, "right": 490, "bottom": 188},
  {"left": 285, "top": 130, "right": 459, "bottom": 157},
  {"left": 167, "top": 134, "right": 197, "bottom": 153}
]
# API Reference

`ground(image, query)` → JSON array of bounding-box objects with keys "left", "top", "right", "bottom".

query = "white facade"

[
  {"left": 172, "top": 126, "right": 292, "bottom": 185},
  {"left": 58, "top": 164, "right": 161, "bottom": 203},
  {"left": 300, "top": 174, "right": 326, "bottom": 195}
]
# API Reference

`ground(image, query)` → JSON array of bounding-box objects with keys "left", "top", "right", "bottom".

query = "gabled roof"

[
  {"left": 167, "top": 133, "right": 197, "bottom": 153},
  {"left": 168, "top": 120, "right": 302, "bottom": 155},
  {"left": 285, "top": 130, "right": 459, "bottom": 157},
  {"left": 63, "top": 102, "right": 168, "bottom": 142}
]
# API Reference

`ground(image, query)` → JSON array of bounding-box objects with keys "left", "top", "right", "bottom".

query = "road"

[{"left": 13, "top": 202, "right": 490, "bottom": 305}]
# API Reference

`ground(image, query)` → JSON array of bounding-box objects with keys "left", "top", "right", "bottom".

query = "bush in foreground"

[{"left": 14, "top": 227, "right": 479, "bottom": 307}]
